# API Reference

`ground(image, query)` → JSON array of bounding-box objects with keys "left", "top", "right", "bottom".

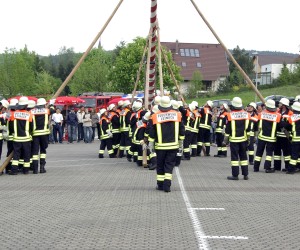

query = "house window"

[
  {"left": 196, "top": 62, "right": 202, "bottom": 68},
  {"left": 195, "top": 49, "right": 200, "bottom": 57},
  {"left": 180, "top": 49, "right": 185, "bottom": 56},
  {"left": 185, "top": 49, "right": 190, "bottom": 57},
  {"left": 190, "top": 49, "right": 195, "bottom": 57},
  {"left": 182, "top": 62, "right": 187, "bottom": 67}
]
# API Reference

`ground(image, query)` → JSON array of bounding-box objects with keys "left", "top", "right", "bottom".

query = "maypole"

[{"left": 148, "top": 0, "right": 157, "bottom": 103}]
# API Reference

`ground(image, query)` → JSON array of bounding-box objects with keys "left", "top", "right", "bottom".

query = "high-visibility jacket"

[
  {"left": 247, "top": 112, "right": 258, "bottom": 137},
  {"left": 190, "top": 109, "right": 201, "bottom": 133},
  {"left": 119, "top": 108, "right": 131, "bottom": 132},
  {"left": 276, "top": 109, "right": 293, "bottom": 138},
  {"left": 257, "top": 110, "right": 281, "bottom": 142},
  {"left": 100, "top": 117, "right": 111, "bottom": 140},
  {"left": 215, "top": 111, "right": 228, "bottom": 133},
  {"left": 225, "top": 110, "right": 250, "bottom": 143},
  {"left": 181, "top": 108, "right": 195, "bottom": 132},
  {"left": 149, "top": 110, "right": 185, "bottom": 150},
  {"left": 287, "top": 112, "right": 300, "bottom": 142},
  {"left": 108, "top": 111, "right": 120, "bottom": 134},
  {"left": 10, "top": 109, "right": 33, "bottom": 142},
  {"left": 31, "top": 108, "right": 50, "bottom": 136},
  {"left": 199, "top": 107, "right": 212, "bottom": 130},
  {"left": 132, "top": 119, "right": 147, "bottom": 144}
]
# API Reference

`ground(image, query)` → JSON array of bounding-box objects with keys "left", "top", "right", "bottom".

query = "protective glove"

[
  {"left": 140, "top": 140, "right": 145, "bottom": 145},
  {"left": 107, "top": 130, "right": 113, "bottom": 138},
  {"left": 148, "top": 141, "right": 155, "bottom": 153},
  {"left": 222, "top": 136, "right": 229, "bottom": 146}
]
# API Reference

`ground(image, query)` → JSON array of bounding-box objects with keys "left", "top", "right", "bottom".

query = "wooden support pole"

[
  {"left": 160, "top": 47, "right": 186, "bottom": 104},
  {"left": 52, "top": 0, "right": 124, "bottom": 99},
  {"left": 156, "top": 22, "right": 164, "bottom": 97},
  {"left": 190, "top": 0, "right": 265, "bottom": 103}
]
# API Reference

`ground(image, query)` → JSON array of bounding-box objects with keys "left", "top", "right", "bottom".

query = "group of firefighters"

[{"left": 2, "top": 93, "right": 300, "bottom": 192}]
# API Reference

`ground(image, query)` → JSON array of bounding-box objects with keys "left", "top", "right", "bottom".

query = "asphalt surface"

[{"left": 1, "top": 141, "right": 300, "bottom": 250}]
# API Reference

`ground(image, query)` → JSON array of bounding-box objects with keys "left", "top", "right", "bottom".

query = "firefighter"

[
  {"left": 214, "top": 103, "right": 229, "bottom": 158},
  {"left": 285, "top": 102, "right": 300, "bottom": 174},
  {"left": 253, "top": 99, "right": 281, "bottom": 173},
  {"left": 98, "top": 109, "right": 114, "bottom": 158},
  {"left": 197, "top": 100, "right": 213, "bottom": 156},
  {"left": 31, "top": 98, "right": 50, "bottom": 174},
  {"left": 172, "top": 100, "right": 184, "bottom": 166},
  {"left": 274, "top": 98, "right": 293, "bottom": 171},
  {"left": 148, "top": 96, "right": 185, "bottom": 192},
  {"left": 9, "top": 97, "right": 33, "bottom": 175},
  {"left": 181, "top": 102, "right": 196, "bottom": 160},
  {"left": 107, "top": 103, "right": 120, "bottom": 156},
  {"left": 223, "top": 97, "right": 250, "bottom": 180},
  {"left": 190, "top": 101, "right": 201, "bottom": 157},
  {"left": 246, "top": 102, "right": 259, "bottom": 164},
  {"left": 119, "top": 100, "right": 132, "bottom": 158}
]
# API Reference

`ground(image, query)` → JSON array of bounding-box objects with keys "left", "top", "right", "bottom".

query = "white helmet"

[
  {"left": 27, "top": 100, "right": 36, "bottom": 108},
  {"left": 279, "top": 97, "right": 289, "bottom": 107},
  {"left": 99, "top": 108, "right": 107, "bottom": 115},
  {"left": 9, "top": 98, "right": 18, "bottom": 107},
  {"left": 170, "top": 100, "right": 180, "bottom": 110},
  {"left": 159, "top": 96, "right": 171, "bottom": 109},
  {"left": 249, "top": 102, "right": 257, "bottom": 110},
  {"left": 134, "top": 101, "right": 142, "bottom": 111},
  {"left": 37, "top": 98, "right": 47, "bottom": 106},
  {"left": 222, "top": 103, "right": 229, "bottom": 111},
  {"left": 0, "top": 100, "right": 9, "bottom": 109},
  {"left": 154, "top": 96, "right": 162, "bottom": 105},
  {"left": 108, "top": 103, "right": 116, "bottom": 111},
  {"left": 291, "top": 101, "right": 300, "bottom": 112},
  {"left": 152, "top": 105, "right": 159, "bottom": 113},
  {"left": 206, "top": 100, "right": 213, "bottom": 108},
  {"left": 122, "top": 100, "right": 131, "bottom": 108},
  {"left": 295, "top": 95, "right": 300, "bottom": 102},
  {"left": 177, "top": 101, "right": 183, "bottom": 107},
  {"left": 143, "top": 111, "right": 151, "bottom": 121},
  {"left": 18, "top": 96, "right": 29, "bottom": 106},
  {"left": 188, "top": 103, "right": 196, "bottom": 112},
  {"left": 191, "top": 101, "right": 199, "bottom": 108},
  {"left": 118, "top": 100, "right": 124, "bottom": 107},
  {"left": 231, "top": 97, "right": 243, "bottom": 108},
  {"left": 265, "top": 99, "right": 276, "bottom": 111}
]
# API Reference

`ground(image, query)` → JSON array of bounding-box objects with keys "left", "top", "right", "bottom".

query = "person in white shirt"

[
  {"left": 77, "top": 106, "right": 85, "bottom": 142},
  {"left": 52, "top": 108, "right": 64, "bottom": 143}
]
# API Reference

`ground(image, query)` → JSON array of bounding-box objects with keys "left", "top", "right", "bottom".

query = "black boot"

[
  {"left": 163, "top": 179, "right": 171, "bottom": 192},
  {"left": 40, "top": 164, "right": 47, "bottom": 173}
]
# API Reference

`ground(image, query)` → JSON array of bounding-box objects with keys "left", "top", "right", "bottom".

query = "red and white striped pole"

[{"left": 148, "top": 0, "right": 157, "bottom": 104}]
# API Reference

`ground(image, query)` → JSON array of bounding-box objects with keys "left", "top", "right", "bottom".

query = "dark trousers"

[
  {"left": 11, "top": 141, "right": 31, "bottom": 174},
  {"left": 112, "top": 133, "right": 121, "bottom": 155},
  {"left": 230, "top": 141, "right": 248, "bottom": 177},
  {"left": 97, "top": 123, "right": 101, "bottom": 139},
  {"left": 53, "top": 124, "right": 63, "bottom": 143},
  {"left": 274, "top": 136, "right": 291, "bottom": 170},
  {"left": 6, "top": 140, "right": 14, "bottom": 173},
  {"left": 248, "top": 136, "right": 255, "bottom": 163},
  {"left": 216, "top": 132, "right": 227, "bottom": 156},
  {"left": 190, "top": 132, "right": 198, "bottom": 156},
  {"left": 197, "top": 128, "right": 211, "bottom": 155},
  {"left": 254, "top": 139, "right": 275, "bottom": 171},
  {"left": 0, "top": 139, "right": 3, "bottom": 160},
  {"left": 183, "top": 130, "right": 192, "bottom": 159},
  {"left": 156, "top": 149, "right": 177, "bottom": 191},
  {"left": 77, "top": 123, "right": 84, "bottom": 141},
  {"left": 288, "top": 142, "right": 300, "bottom": 172},
  {"left": 99, "top": 138, "right": 114, "bottom": 158},
  {"left": 119, "top": 131, "right": 131, "bottom": 157},
  {"left": 32, "top": 135, "right": 49, "bottom": 172}
]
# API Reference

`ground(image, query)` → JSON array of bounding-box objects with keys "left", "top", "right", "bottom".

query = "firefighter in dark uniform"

[
  {"left": 274, "top": 98, "right": 293, "bottom": 171},
  {"left": 9, "top": 96, "right": 33, "bottom": 175},
  {"left": 31, "top": 98, "right": 50, "bottom": 174},
  {"left": 181, "top": 103, "right": 196, "bottom": 160},
  {"left": 246, "top": 102, "right": 259, "bottom": 165},
  {"left": 107, "top": 103, "right": 120, "bottom": 156},
  {"left": 148, "top": 96, "right": 185, "bottom": 192},
  {"left": 224, "top": 97, "right": 250, "bottom": 180},
  {"left": 285, "top": 102, "right": 300, "bottom": 174},
  {"left": 119, "top": 100, "right": 132, "bottom": 158},
  {"left": 197, "top": 100, "right": 213, "bottom": 156},
  {"left": 99, "top": 109, "right": 114, "bottom": 158},
  {"left": 172, "top": 100, "right": 184, "bottom": 166},
  {"left": 214, "top": 103, "right": 229, "bottom": 157},
  {"left": 253, "top": 99, "right": 281, "bottom": 173}
]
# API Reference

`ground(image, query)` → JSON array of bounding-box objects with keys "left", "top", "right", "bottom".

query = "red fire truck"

[{"left": 78, "top": 92, "right": 124, "bottom": 111}]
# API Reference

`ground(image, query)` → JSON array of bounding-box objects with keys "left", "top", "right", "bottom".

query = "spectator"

[
  {"left": 211, "top": 107, "right": 218, "bottom": 145},
  {"left": 77, "top": 106, "right": 85, "bottom": 142},
  {"left": 66, "top": 107, "right": 78, "bottom": 143},
  {"left": 83, "top": 108, "right": 93, "bottom": 143},
  {"left": 91, "top": 108, "right": 99, "bottom": 142},
  {"left": 52, "top": 108, "right": 64, "bottom": 143}
]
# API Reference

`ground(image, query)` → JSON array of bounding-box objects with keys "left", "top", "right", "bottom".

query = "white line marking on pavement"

[
  {"left": 190, "top": 208, "right": 225, "bottom": 211},
  {"left": 199, "top": 236, "right": 248, "bottom": 240},
  {"left": 175, "top": 167, "right": 209, "bottom": 250}
]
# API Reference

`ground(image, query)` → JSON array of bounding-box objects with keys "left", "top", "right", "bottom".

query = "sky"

[{"left": 1, "top": 0, "right": 300, "bottom": 56}]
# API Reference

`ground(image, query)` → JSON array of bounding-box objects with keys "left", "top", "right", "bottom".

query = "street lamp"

[{"left": 252, "top": 52, "right": 259, "bottom": 102}]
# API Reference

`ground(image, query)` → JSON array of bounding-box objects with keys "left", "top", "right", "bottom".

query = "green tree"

[
  {"left": 186, "top": 70, "right": 203, "bottom": 98},
  {"left": 69, "top": 48, "right": 112, "bottom": 95},
  {"left": 230, "top": 46, "right": 254, "bottom": 76},
  {"left": 31, "top": 71, "right": 61, "bottom": 98},
  {"left": 277, "top": 62, "right": 292, "bottom": 85}
]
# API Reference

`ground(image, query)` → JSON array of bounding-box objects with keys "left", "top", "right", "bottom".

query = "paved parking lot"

[{"left": 1, "top": 142, "right": 300, "bottom": 249}]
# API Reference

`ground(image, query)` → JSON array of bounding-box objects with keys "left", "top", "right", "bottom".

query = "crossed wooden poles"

[{"left": 0, "top": 0, "right": 265, "bottom": 172}]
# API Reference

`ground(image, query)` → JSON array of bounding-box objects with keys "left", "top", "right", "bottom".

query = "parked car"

[
  {"left": 212, "top": 99, "right": 232, "bottom": 109},
  {"left": 256, "top": 95, "right": 295, "bottom": 107}
]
